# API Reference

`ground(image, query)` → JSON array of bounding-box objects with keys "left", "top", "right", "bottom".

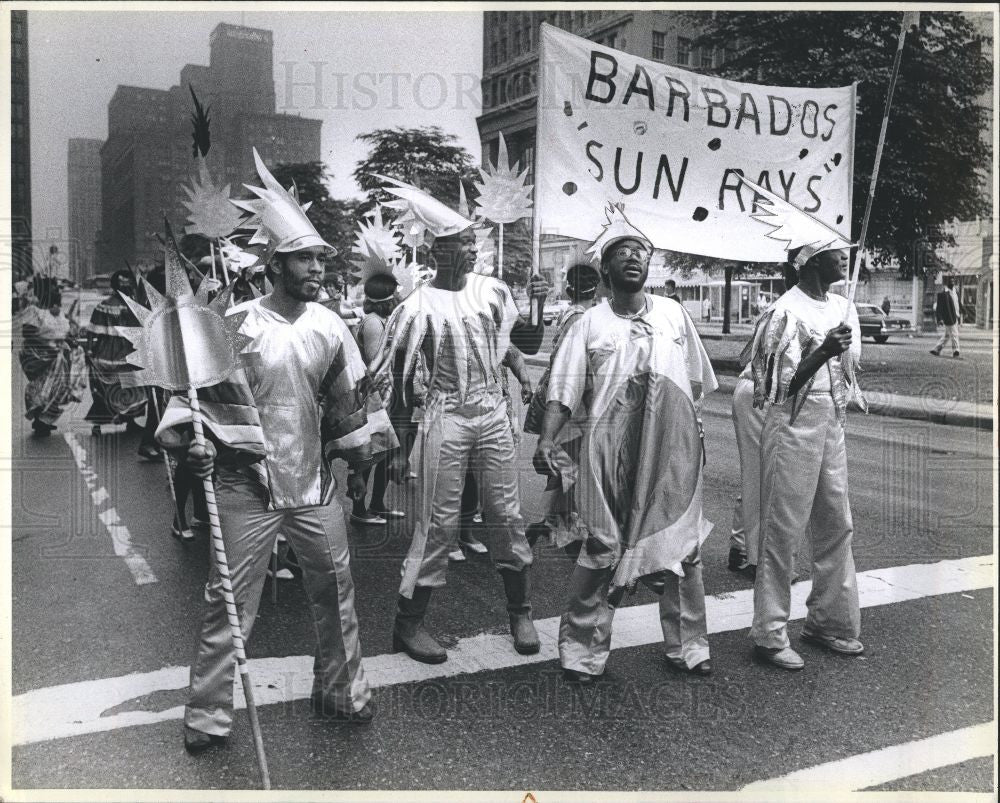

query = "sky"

[{"left": 27, "top": 8, "right": 484, "bottom": 242}]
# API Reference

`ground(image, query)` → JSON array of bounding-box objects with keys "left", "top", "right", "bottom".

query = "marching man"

[
  {"left": 158, "top": 150, "right": 396, "bottom": 752},
  {"left": 534, "top": 204, "right": 718, "bottom": 684},
  {"left": 369, "top": 181, "right": 549, "bottom": 665}
]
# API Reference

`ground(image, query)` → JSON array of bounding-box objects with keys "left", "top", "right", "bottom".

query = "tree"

[
  {"left": 353, "top": 126, "right": 477, "bottom": 211},
  {"left": 684, "top": 10, "right": 992, "bottom": 277},
  {"left": 270, "top": 161, "right": 363, "bottom": 282}
]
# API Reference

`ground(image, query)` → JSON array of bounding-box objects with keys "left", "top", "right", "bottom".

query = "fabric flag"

[{"left": 535, "top": 23, "right": 856, "bottom": 263}]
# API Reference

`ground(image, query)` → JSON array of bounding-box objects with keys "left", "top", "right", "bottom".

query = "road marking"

[
  {"left": 63, "top": 432, "right": 157, "bottom": 586},
  {"left": 743, "top": 721, "right": 996, "bottom": 792},
  {"left": 11, "top": 554, "right": 992, "bottom": 747}
]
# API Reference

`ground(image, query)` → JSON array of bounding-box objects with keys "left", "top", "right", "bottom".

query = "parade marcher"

[
  {"left": 930, "top": 275, "right": 961, "bottom": 358},
  {"left": 534, "top": 204, "right": 717, "bottom": 684},
  {"left": 740, "top": 177, "right": 865, "bottom": 671},
  {"left": 523, "top": 262, "right": 602, "bottom": 548},
  {"left": 369, "top": 182, "right": 548, "bottom": 664},
  {"left": 351, "top": 273, "right": 404, "bottom": 525},
  {"left": 157, "top": 149, "right": 397, "bottom": 752},
  {"left": 19, "top": 278, "right": 87, "bottom": 436},
  {"left": 84, "top": 269, "right": 148, "bottom": 436}
]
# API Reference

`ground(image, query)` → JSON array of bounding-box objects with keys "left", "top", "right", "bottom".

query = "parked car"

[
  {"left": 543, "top": 299, "right": 572, "bottom": 325},
  {"left": 855, "top": 302, "right": 911, "bottom": 343}
]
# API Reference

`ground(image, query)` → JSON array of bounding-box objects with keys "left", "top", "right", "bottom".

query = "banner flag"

[{"left": 535, "top": 24, "right": 856, "bottom": 262}]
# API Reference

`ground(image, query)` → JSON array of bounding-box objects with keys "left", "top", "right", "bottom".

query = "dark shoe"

[
  {"left": 31, "top": 419, "right": 54, "bottom": 437},
  {"left": 929, "top": 348, "right": 941, "bottom": 356},
  {"left": 499, "top": 568, "right": 540, "bottom": 655},
  {"left": 125, "top": 418, "right": 143, "bottom": 434},
  {"left": 562, "top": 667, "right": 599, "bottom": 686},
  {"left": 183, "top": 725, "right": 228, "bottom": 754},
  {"left": 138, "top": 443, "right": 161, "bottom": 461},
  {"left": 311, "top": 695, "right": 376, "bottom": 724},
  {"left": 392, "top": 588, "right": 447, "bottom": 664},
  {"left": 953, "top": 351, "right": 961, "bottom": 358},
  {"left": 666, "top": 656, "right": 712, "bottom": 676},
  {"left": 752, "top": 645, "right": 805, "bottom": 671},
  {"left": 91, "top": 424, "right": 102, "bottom": 437},
  {"left": 728, "top": 547, "right": 750, "bottom": 572},
  {"left": 801, "top": 629, "right": 864, "bottom": 655},
  {"left": 525, "top": 521, "right": 550, "bottom": 547}
]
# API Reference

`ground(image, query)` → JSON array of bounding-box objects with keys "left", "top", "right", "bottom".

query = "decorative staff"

[
  {"left": 472, "top": 132, "right": 533, "bottom": 284},
  {"left": 115, "top": 233, "right": 270, "bottom": 789}
]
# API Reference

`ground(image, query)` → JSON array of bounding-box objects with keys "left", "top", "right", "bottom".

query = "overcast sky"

[{"left": 28, "top": 9, "right": 483, "bottom": 241}]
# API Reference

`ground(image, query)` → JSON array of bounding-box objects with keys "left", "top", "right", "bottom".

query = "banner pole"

[
  {"left": 529, "top": 23, "right": 547, "bottom": 326},
  {"left": 848, "top": 12, "right": 914, "bottom": 308}
]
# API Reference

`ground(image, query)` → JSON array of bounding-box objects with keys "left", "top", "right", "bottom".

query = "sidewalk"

[{"left": 524, "top": 354, "right": 994, "bottom": 430}]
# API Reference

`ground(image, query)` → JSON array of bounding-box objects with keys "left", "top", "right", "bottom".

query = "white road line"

[
  {"left": 742, "top": 721, "right": 996, "bottom": 792},
  {"left": 11, "top": 554, "right": 992, "bottom": 747},
  {"left": 63, "top": 432, "right": 158, "bottom": 586}
]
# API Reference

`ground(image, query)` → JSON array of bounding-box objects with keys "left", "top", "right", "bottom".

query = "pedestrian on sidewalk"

[
  {"left": 370, "top": 182, "right": 549, "bottom": 665},
  {"left": 930, "top": 276, "right": 961, "bottom": 358},
  {"left": 747, "top": 242, "right": 865, "bottom": 672},
  {"left": 664, "top": 279, "right": 682, "bottom": 305},
  {"left": 534, "top": 203, "right": 717, "bottom": 684},
  {"left": 158, "top": 149, "right": 396, "bottom": 753}
]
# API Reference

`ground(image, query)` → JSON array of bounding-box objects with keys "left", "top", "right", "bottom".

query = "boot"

[
  {"left": 392, "top": 587, "right": 447, "bottom": 664},
  {"left": 499, "top": 568, "right": 540, "bottom": 655}
]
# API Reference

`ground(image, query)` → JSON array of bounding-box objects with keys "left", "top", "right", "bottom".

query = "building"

[
  {"left": 67, "top": 139, "right": 103, "bottom": 284},
  {"left": 477, "top": 10, "right": 728, "bottom": 291},
  {"left": 10, "top": 10, "right": 32, "bottom": 282},
  {"left": 97, "top": 23, "right": 322, "bottom": 271}
]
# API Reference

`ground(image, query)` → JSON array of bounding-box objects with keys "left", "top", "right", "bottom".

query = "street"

[{"left": 7, "top": 348, "right": 994, "bottom": 793}]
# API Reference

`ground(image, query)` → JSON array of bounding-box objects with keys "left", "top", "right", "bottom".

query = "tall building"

[
  {"left": 67, "top": 139, "right": 102, "bottom": 284},
  {"left": 477, "top": 11, "right": 724, "bottom": 286},
  {"left": 10, "top": 10, "right": 32, "bottom": 281},
  {"left": 98, "top": 23, "right": 322, "bottom": 270}
]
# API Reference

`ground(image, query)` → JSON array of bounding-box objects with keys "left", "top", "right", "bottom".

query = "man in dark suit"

[{"left": 930, "top": 276, "right": 961, "bottom": 358}]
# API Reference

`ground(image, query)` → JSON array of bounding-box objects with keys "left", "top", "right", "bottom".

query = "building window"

[
  {"left": 652, "top": 31, "right": 666, "bottom": 61},
  {"left": 677, "top": 36, "right": 691, "bottom": 66},
  {"left": 701, "top": 47, "right": 715, "bottom": 68},
  {"left": 490, "top": 40, "right": 498, "bottom": 66},
  {"left": 499, "top": 36, "right": 508, "bottom": 62},
  {"left": 521, "top": 142, "right": 535, "bottom": 185}
]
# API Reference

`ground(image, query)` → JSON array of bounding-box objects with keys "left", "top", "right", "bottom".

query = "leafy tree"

[
  {"left": 270, "top": 161, "right": 363, "bottom": 282},
  {"left": 353, "top": 126, "right": 478, "bottom": 211},
  {"left": 685, "top": 10, "right": 992, "bottom": 277}
]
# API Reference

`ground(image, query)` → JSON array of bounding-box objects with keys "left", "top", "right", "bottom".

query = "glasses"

[{"left": 612, "top": 245, "right": 650, "bottom": 263}]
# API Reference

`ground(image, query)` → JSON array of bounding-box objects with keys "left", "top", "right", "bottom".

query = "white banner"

[{"left": 535, "top": 24, "right": 856, "bottom": 263}]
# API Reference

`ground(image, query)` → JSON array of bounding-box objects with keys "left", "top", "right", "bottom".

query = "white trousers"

[
  {"left": 751, "top": 394, "right": 860, "bottom": 650},
  {"left": 559, "top": 549, "right": 709, "bottom": 675},
  {"left": 185, "top": 472, "right": 370, "bottom": 735},
  {"left": 934, "top": 325, "right": 960, "bottom": 354}
]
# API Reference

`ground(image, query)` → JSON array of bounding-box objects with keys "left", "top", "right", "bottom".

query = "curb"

[{"left": 525, "top": 354, "right": 993, "bottom": 431}]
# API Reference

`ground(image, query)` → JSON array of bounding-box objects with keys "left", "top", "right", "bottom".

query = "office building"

[
  {"left": 67, "top": 139, "right": 103, "bottom": 284},
  {"left": 11, "top": 10, "right": 32, "bottom": 281}
]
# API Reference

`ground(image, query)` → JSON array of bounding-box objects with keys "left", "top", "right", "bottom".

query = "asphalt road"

[{"left": 6, "top": 341, "right": 995, "bottom": 795}]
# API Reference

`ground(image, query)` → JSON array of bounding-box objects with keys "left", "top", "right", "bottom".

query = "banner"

[{"left": 535, "top": 24, "right": 856, "bottom": 262}]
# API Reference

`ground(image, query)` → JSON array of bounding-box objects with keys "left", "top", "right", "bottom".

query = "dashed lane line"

[
  {"left": 11, "top": 554, "right": 992, "bottom": 747},
  {"left": 743, "top": 721, "right": 996, "bottom": 792},
  {"left": 63, "top": 432, "right": 157, "bottom": 586}
]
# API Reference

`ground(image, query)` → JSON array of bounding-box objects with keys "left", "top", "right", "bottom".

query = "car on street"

[
  {"left": 855, "top": 302, "right": 912, "bottom": 343},
  {"left": 543, "top": 298, "right": 572, "bottom": 325}
]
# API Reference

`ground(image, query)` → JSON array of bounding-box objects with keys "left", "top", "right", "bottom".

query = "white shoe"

[
  {"left": 269, "top": 567, "right": 294, "bottom": 581},
  {"left": 472, "top": 513, "right": 483, "bottom": 524},
  {"left": 448, "top": 548, "right": 466, "bottom": 562},
  {"left": 460, "top": 536, "right": 488, "bottom": 554}
]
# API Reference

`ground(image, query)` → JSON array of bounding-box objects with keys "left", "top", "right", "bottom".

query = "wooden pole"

[
  {"left": 187, "top": 387, "right": 271, "bottom": 790},
  {"left": 847, "top": 12, "right": 913, "bottom": 308}
]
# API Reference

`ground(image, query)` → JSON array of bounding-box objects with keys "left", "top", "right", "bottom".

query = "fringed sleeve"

[
  {"left": 749, "top": 307, "right": 820, "bottom": 416},
  {"left": 318, "top": 318, "right": 399, "bottom": 469}
]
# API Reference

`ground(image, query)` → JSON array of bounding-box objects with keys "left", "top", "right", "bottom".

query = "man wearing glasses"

[{"left": 533, "top": 204, "right": 718, "bottom": 685}]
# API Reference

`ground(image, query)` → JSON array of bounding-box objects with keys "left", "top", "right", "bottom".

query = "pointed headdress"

[
  {"left": 376, "top": 174, "right": 475, "bottom": 244},
  {"left": 586, "top": 202, "right": 653, "bottom": 264},
  {"left": 232, "top": 148, "right": 335, "bottom": 262},
  {"left": 738, "top": 175, "right": 853, "bottom": 268}
]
